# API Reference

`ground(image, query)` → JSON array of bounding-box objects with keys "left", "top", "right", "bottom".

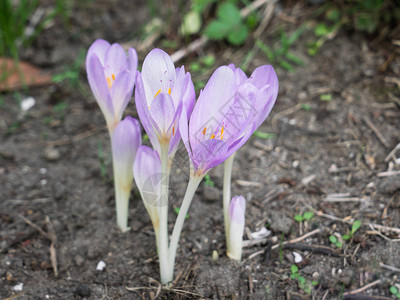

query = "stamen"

[
  {"left": 220, "top": 134, "right": 224, "bottom": 140},
  {"left": 220, "top": 126, "right": 224, "bottom": 136},
  {"left": 210, "top": 134, "right": 215, "bottom": 139},
  {"left": 168, "top": 88, "right": 171, "bottom": 95},
  {"left": 202, "top": 127, "right": 207, "bottom": 135},
  {"left": 106, "top": 77, "right": 112, "bottom": 89},
  {"left": 172, "top": 125, "right": 175, "bottom": 136},
  {"left": 112, "top": 73, "right": 116, "bottom": 81},
  {"left": 154, "top": 89, "right": 162, "bottom": 98}
]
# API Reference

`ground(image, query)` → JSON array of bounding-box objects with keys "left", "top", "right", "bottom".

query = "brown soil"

[{"left": 1, "top": 1, "right": 400, "bottom": 299}]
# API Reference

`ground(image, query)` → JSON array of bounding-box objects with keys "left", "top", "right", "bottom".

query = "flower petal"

[
  {"left": 133, "top": 145, "right": 162, "bottom": 207},
  {"left": 111, "top": 69, "right": 135, "bottom": 121},
  {"left": 228, "top": 63, "right": 247, "bottom": 85},
  {"left": 128, "top": 48, "right": 138, "bottom": 74},
  {"left": 189, "top": 66, "right": 237, "bottom": 150},
  {"left": 135, "top": 72, "right": 161, "bottom": 153},
  {"left": 247, "top": 65, "right": 278, "bottom": 92},
  {"left": 192, "top": 139, "right": 229, "bottom": 172},
  {"left": 111, "top": 116, "right": 142, "bottom": 185},
  {"left": 86, "top": 39, "right": 110, "bottom": 68},
  {"left": 229, "top": 195, "right": 246, "bottom": 224},
  {"left": 87, "top": 54, "right": 114, "bottom": 124},
  {"left": 104, "top": 43, "right": 129, "bottom": 77},
  {"left": 149, "top": 92, "right": 176, "bottom": 136},
  {"left": 141, "top": 48, "right": 176, "bottom": 102}
]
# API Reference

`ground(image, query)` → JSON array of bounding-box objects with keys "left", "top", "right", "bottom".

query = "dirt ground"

[{"left": 1, "top": 1, "right": 400, "bottom": 299}]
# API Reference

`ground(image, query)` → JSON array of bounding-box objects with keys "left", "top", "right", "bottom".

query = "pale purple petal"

[
  {"left": 133, "top": 146, "right": 162, "bottom": 207},
  {"left": 179, "top": 106, "right": 192, "bottom": 158},
  {"left": 86, "top": 39, "right": 110, "bottom": 68},
  {"left": 229, "top": 195, "right": 246, "bottom": 224},
  {"left": 104, "top": 43, "right": 129, "bottom": 77},
  {"left": 191, "top": 139, "right": 228, "bottom": 172},
  {"left": 110, "top": 69, "right": 135, "bottom": 121},
  {"left": 142, "top": 48, "right": 176, "bottom": 101},
  {"left": 87, "top": 54, "right": 114, "bottom": 122},
  {"left": 247, "top": 65, "right": 278, "bottom": 92},
  {"left": 111, "top": 117, "right": 142, "bottom": 181},
  {"left": 128, "top": 48, "right": 138, "bottom": 74},
  {"left": 228, "top": 63, "right": 247, "bottom": 85},
  {"left": 135, "top": 72, "right": 161, "bottom": 153},
  {"left": 149, "top": 93, "right": 176, "bottom": 136},
  {"left": 189, "top": 66, "right": 237, "bottom": 151}
]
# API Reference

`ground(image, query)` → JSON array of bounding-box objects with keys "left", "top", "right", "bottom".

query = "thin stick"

[
  {"left": 299, "top": 198, "right": 352, "bottom": 224},
  {"left": 323, "top": 197, "right": 361, "bottom": 203},
  {"left": 377, "top": 170, "right": 400, "bottom": 177},
  {"left": 362, "top": 116, "right": 390, "bottom": 148},
  {"left": 343, "top": 279, "right": 381, "bottom": 295},
  {"left": 271, "top": 228, "right": 321, "bottom": 250},
  {"left": 370, "top": 224, "right": 400, "bottom": 234},
  {"left": 384, "top": 142, "right": 400, "bottom": 162},
  {"left": 380, "top": 262, "right": 400, "bottom": 273},
  {"left": 18, "top": 214, "right": 50, "bottom": 239}
]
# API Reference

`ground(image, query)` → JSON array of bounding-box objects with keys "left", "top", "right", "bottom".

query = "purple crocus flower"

[
  {"left": 135, "top": 48, "right": 195, "bottom": 156},
  {"left": 111, "top": 116, "right": 141, "bottom": 232},
  {"left": 180, "top": 64, "right": 278, "bottom": 175},
  {"left": 86, "top": 39, "right": 138, "bottom": 133},
  {"left": 227, "top": 195, "right": 246, "bottom": 261}
]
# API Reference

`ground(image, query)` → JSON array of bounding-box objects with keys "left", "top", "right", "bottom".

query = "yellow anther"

[
  {"left": 220, "top": 126, "right": 224, "bottom": 136},
  {"left": 168, "top": 88, "right": 171, "bottom": 95},
  {"left": 202, "top": 127, "right": 207, "bottom": 135},
  {"left": 112, "top": 73, "right": 116, "bottom": 81},
  {"left": 220, "top": 134, "right": 224, "bottom": 140},
  {"left": 106, "top": 77, "right": 112, "bottom": 89},
  {"left": 154, "top": 89, "right": 162, "bottom": 98},
  {"left": 172, "top": 125, "right": 175, "bottom": 136},
  {"left": 210, "top": 134, "right": 215, "bottom": 139}
]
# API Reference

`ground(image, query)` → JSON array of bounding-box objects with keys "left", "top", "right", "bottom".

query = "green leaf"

[
  {"left": 256, "top": 39, "right": 275, "bottom": 61},
  {"left": 294, "top": 215, "right": 303, "bottom": 222},
  {"left": 279, "top": 60, "right": 294, "bottom": 72},
  {"left": 329, "top": 235, "right": 337, "bottom": 244},
  {"left": 203, "top": 174, "right": 215, "bottom": 187},
  {"left": 201, "top": 54, "right": 215, "bottom": 67},
  {"left": 390, "top": 286, "right": 399, "bottom": 295},
  {"left": 351, "top": 220, "right": 362, "bottom": 234},
  {"left": 204, "top": 20, "right": 231, "bottom": 40},
  {"left": 180, "top": 10, "right": 202, "bottom": 35},
  {"left": 303, "top": 211, "right": 314, "bottom": 221},
  {"left": 314, "top": 23, "right": 330, "bottom": 37},
  {"left": 190, "top": 62, "right": 201, "bottom": 72},
  {"left": 301, "top": 103, "right": 312, "bottom": 111},
  {"left": 174, "top": 207, "right": 189, "bottom": 219},
  {"left": 342, "top": 234, "right": 350, "bottom": 240},
  {"left": 311, "top": 280, "right": 318, "bottom": 286},
  {"left": 253, "top": 131, "right": 275, "bottom": 139},
  {"left": 217, "top": 2, "right": 241, "bottom": 26},
  {"left": 290, "top": 273, "right": 299, "bottom": 279},
  {"left": 327, "top": 8, "right": 340, "bottom": 22},
  {"left": 298, "top": 276, "right": 306, "bottom": 285},
  {"left": 286, "top": 52, "right": 305, "bottom": 66},
  {"left": 290, "top": 264, "right": 299, "bottom": 274},
  {"left": 287, "top": 26, "right": 306, "bottom": 45},
  {"left": 336, "top": 241, "right": 343, "bottom": 248},
  {"left": 320, "top": 93, "right": 332, "bottom": 101},
  {"left": 227, "top": 24, "right": 248, "bottom": 45}
]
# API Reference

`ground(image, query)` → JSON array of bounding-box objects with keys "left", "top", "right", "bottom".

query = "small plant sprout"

[
  {"left": 294, "top": 211, "right": 314, "bottom": 223},
  {"left": 227, "top": 195, "right": 246, "bottom": 262},
  {"left": 86, "top": 39, "right": 138, "bottom": 134},
  {"left": 342, "top": 220, "right": 362, "bottom": 241},
  {"left": 111, "top": 117, "right": 141, "bottom": 232},
  {"left": 390, "top": 285, "right": 400, "bottom": 299}
]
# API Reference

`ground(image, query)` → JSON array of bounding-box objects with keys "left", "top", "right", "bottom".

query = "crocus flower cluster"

[{"left": 86, "top": 38, "right": 278, "bottom": 284}]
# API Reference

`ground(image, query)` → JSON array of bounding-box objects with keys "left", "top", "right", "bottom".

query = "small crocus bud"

[
  {"left": 133, "top": 145, "right": 162, "bottom": 233},
  {"left": 111, "top": 116, "right": 141, "bottom": 232},
  {"left": 227, "top": 195, "right": 246, "bottom": 262}
]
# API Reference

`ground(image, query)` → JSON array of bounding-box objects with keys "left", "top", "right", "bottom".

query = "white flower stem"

[
  {"left": 223, "top": 154, "right": 235, "bottom": 250},
  {"left": 159, "top": 143, "right": 170, "bottom": 284},
  {"left": 114, "top": 173, "right": 132, "bottom": 232},
  {"left": 167, "top": 174, "right": 203, "bottom": 281}
]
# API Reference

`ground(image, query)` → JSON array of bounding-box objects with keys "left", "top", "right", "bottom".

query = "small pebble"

[
  {"left": 13, "top": 283, "right": 23, "bottom": 292},
  {"left": 44, "top": 147, "right": 61, "bottom": 161},
  {"left": 21, "top": 97, "right": 35, "bottom": 111},
  {"left": 96, "top": 260, "right": 106, "bottom": 271},
  {"left": 202, "top": 185, "right": 221, "bottom": 202},
  {"left": 75, "top": 283, "right": 91, "bottom": 297}
]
